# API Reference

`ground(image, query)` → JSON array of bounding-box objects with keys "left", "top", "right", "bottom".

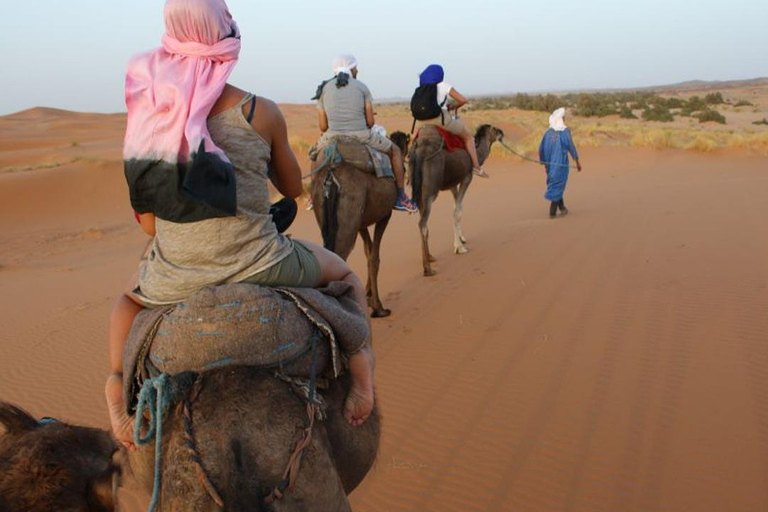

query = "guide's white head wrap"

[
  {"left": 333, "top": 54, "right": 358, "bottom": 76},
  {"left": 549, "top": 107, "right": 567, "bottom": 132}
]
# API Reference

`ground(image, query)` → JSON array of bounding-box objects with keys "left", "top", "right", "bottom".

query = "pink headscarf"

[{"left": 124, "top": 0, "right": 241, "bottom": 222}]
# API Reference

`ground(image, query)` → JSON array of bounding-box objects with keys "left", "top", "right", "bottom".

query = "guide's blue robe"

[{"left": 538, "top": 128, "right": 579, "bottom": 202}]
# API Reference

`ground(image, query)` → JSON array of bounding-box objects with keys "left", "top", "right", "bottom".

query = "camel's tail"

[
  {"left": 0, "top": 401, "right": 39, "bottom": 436},
  {"left": 321, "top": 171, "right": 340, "bottom": 253}
]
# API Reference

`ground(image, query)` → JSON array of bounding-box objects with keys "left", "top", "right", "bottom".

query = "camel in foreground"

[
  {"left": 127, "top": 371, "right": 380, "bottom": 511},
  {"left": 1, "top": 371, "right": 379, "bottom": 511},
  {"left": 408, "top": 124, "right": 504, "bottom": 276},
  {"left": 310, "top": 140, "right": 398, "bottom": 317},
  {"left": 0, "top": 401, "right": 119, "bottom": 512}
]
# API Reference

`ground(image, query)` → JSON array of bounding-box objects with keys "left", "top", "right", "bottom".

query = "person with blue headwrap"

[{"left": 414, "top": 64, "right": 488, "bottom": 178}]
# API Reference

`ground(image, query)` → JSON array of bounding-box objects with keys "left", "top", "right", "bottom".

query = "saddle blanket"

[
  {"left": 309, "top": 136, "right": 394, "bottom": 179},
  {"left": 123, "top": 281, "right": 369, "bottom": 413},
  {"left": 415, "top": 125, "right": 465, "bottom": 152}
]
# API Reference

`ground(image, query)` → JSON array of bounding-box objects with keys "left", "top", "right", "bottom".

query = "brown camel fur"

[
  {"left": 0, "top": 376, "right": 378, "bottom": 511},
  {"left": 409, "top": 124, "right": 504, "bottom": 276},
  {"left": 127, "top": 371, "right": 380, "bottom": 511},
  {"left": 0, "top": 402, "right": 119, "bottom": 512},
  {"left": 389, "top": 132, "right": 411, "bottom": 159},
  {"left": 310, "top": 149, "right": 398, "bottom": 318}
]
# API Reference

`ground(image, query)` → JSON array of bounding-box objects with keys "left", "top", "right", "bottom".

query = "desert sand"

[{"left": 1, "top": 102, "right": 767, "bottom": 511}]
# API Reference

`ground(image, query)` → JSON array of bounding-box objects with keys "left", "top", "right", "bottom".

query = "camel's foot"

[
  {"left": 454, "top": 245, "right": 469, "bottom": 255},
  {"left": 423, "top": 268, "right": 436, "bottom": 277},
  {"left": 371, "top": 308, "right": 391, "bottom": 319}
]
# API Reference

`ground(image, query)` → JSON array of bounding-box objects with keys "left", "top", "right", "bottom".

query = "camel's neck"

[{"left": 475, "top": 136, "right": 494, "bottom": 166}]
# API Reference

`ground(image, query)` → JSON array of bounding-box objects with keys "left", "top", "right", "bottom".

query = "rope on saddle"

[
  {"left": 498, "top": 139, "right": 579, "bottom": 169},
  {"left": 133, "top": 374, "right": 173, "bottom": 512},
  {"left": 302, "top": 143, "right": 342, "bottom": 179},
  {"left": 265, "top": 332, "right": 322, "bottom": 505}
]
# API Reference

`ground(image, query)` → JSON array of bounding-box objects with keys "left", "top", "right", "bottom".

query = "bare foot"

[
  {"left": 105, "top": 374, "right": 136, "bottom": 451},
  {"left": 344, "top": 347, "right": 375, "bottom": 427}
]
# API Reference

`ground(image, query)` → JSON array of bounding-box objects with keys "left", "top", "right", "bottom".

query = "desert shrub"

[
  {"left": 704, "top": 92, "right": 725, "bottom": 105},
  {"left": 619, "top": 105, "right": 638, "bottom": 119},
  {"left": 735, "top": 100, "right": 754, "bottom": 107},
  {"left": 573, "top": 93, "right": 618, "bottom": 117},
  {"left": 508, "top": 93, "right": 563, "bottom": 113},
  {"left": 752, "top": 118, "right": 768, "bottom": 126},
  {"left": 681, "top": 96, "right": 707, "bottom": 115},
  {"left": 665, "top": 97, "right": 685, "bottom": 109},
  {"left": 696, "top": 109, "right": 726, "bottom": 124},
  {"left": 642, "top": 105, "right": 674, "bottom": 122}
]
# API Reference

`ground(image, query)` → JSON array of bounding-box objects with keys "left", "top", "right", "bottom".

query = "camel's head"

[
  {"left": 390, "top": 131, "right": 411, "bottom": 158},
  {"left": 0, "top": 401, "right": 120, "bottom": 512},
  {"left": 474, "top": 124, "right": 505, "bottom": 144}
]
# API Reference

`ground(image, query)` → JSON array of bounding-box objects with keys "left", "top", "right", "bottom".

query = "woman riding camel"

[
  {"left": 106, "top": 0, "right": 375, "bottom": 449},
  {"left": 414, "top": 64, "right": 489, "bottom": 178}
]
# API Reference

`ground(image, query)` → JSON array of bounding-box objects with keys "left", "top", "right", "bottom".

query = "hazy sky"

[{"left": 1, "top": 0, "right": 766, "bottom": 115}]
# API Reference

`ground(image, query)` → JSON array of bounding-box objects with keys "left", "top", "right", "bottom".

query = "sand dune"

[{"left": 1, "top": 107, "right": 767, "bottom": 511}]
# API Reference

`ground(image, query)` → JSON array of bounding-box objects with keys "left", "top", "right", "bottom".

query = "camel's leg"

[
  {"left": 368, "top": 213, "right": 392, "bottom": 318},
  {"left": 451, "top": 176, "right": 472, "bottom": 254},
  {"left": 419, "top": 196, "right": 436, "bottom": 277},
  {"left": 359, "top": 227, "right": 374, "bottom": 305}
]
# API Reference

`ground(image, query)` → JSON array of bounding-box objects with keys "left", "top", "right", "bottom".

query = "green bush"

[
  {"left": 642, "top": 105, "right": 674, "bottom": 122},
  {"left": 735, "top": 100, "right": 754, "bottom": 107},
  {"left": 704, "top": 92, "right": 725, "bottom": 105},
  {"left": 681, "top": 96, "right": 707, "bottom": 116},
  {"left": 573, "top": 93, "right": 618, "bottom": 117},
  {"left": 753, "top": 118, "right": 768, "bottom": 126},
  {"left": 696, "top": 109, "right": 726, "bottom": 124},
  {"left": 619, "top": 105, "right": 638, "bottom": 119},
  {"left": 665, "top": 97, "right": 685, "bottom": 109}
]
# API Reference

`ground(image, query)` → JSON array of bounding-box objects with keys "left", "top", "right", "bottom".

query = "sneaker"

[
  {"left": 394, "top": 196, "right": 418, "bottom": 213},
  {"left": 473, "top": 167, "right": 490, "bottom": 178}
]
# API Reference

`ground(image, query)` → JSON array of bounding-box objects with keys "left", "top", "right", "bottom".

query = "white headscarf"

[
  {"left": 549, "top": 107, "right": 567, "bottom": 132},
  {"left": 333, "top": 54, "right": 358, "bottom": 76}
]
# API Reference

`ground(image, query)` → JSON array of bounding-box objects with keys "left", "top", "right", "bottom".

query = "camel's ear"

[
  {"left": 87, "top": 465, "right": 120, "bottom": 512},
  {"left": 0, "top": 402, "right": 39, "bottom": 436}
]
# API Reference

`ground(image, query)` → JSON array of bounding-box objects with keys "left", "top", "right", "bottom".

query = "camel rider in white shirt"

[{"left": 316, "top": 55, "right": 417, "bottom": 212}]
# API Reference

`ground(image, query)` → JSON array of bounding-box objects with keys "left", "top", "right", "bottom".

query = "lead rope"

[{"left": 498, "top": 138, "right": 579, "bottom": 169}]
